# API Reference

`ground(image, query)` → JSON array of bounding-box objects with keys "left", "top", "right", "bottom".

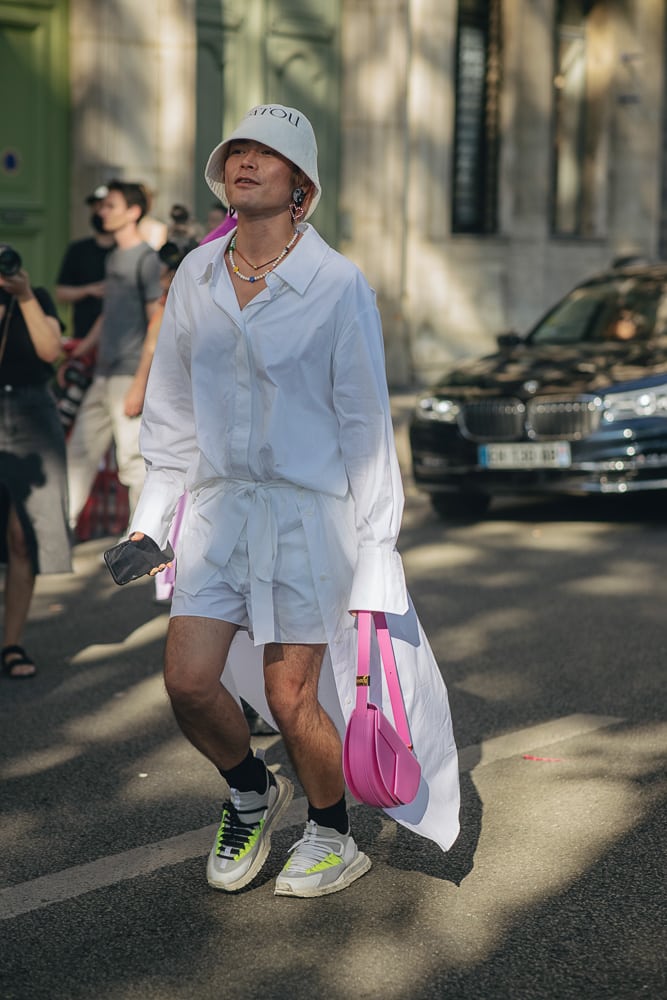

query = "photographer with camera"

[
  {"left": 54, "top": 186, "right": 117, "bottom": 433},
  {"left": 0, "top": 246, "right": 71, "bottom": 679}
]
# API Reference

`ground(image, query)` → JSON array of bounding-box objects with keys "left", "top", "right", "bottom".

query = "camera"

[
  {"left": 56, "top": 359, "right": 94, "bottom": 431},
  {"left": 0, "top": 245, "right": 22, "bottom": 278},
  {"left": 158, "top": 239, "right": 197, "bottom": 271}
]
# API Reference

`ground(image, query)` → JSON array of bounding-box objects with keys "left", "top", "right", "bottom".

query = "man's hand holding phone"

[{"left": 104, "top": 533, "right": 175, "bottom": 586}]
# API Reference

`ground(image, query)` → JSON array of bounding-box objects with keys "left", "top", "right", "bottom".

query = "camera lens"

[{"left": 0, "top": 246, "right": 22, "bottom": 277}]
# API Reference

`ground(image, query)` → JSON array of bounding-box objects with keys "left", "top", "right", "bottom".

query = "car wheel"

[{"left": 430, "top": 492, "right": 491, "bottom": 521}]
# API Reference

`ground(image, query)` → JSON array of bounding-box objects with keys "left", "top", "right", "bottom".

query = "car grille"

[
  {"left": 460, "top": 395, "right": 603, "bottom": 441},
  {"left": 462, "top": 399, "right": 526, "bottom": 440}
]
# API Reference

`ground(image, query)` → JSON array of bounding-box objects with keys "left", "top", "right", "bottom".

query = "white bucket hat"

[{"left": 205, "top": 104, "right": 321, "bottom": 220}]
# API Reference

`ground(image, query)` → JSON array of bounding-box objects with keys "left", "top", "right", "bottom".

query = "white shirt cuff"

[
  {"left": 348, "top": 546, "right": 409, "bottom": 615},
  {"left": 128, "top": 470, "right": 184, "bottom": 548}
]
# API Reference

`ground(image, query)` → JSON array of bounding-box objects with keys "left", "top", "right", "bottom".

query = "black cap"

[{"left": 84, "top": 184, "right": 109, "bottom": 205}]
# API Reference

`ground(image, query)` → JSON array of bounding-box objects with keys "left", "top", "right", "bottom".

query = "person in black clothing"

[
  {"left": 55, "top": 185, "right": 115, "bottom": 340},
  {"left": 0, "top": 257, "right": 71, "bottom": 678}
]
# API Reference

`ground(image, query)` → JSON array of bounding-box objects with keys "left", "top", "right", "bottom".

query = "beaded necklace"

[{"left": 229, "top": 230, "right": 299, "bottom": 283}]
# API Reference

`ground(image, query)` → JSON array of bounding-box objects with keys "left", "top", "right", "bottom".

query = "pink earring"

[
  {"left": 290, "top": 187, "right": 306, "bottom": 224},
  {"left": 290, "top": 203, "right": 305, "bottom": 224}
]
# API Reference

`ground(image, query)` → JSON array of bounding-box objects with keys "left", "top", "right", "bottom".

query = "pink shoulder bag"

[{"left": 343, "top": 610, "right": 421, "bottom": 808}]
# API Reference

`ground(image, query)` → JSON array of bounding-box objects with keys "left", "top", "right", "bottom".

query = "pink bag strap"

[{"left": 355, "top": 610, "right": 413, "bottom": 750}]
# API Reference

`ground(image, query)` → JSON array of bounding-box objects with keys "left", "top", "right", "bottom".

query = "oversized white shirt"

[
  {"left": 129, "top": 223, "right": 460, "bottom": 853},
  {"left": 130, "top": 224, "right": 408, "bottom": 616}
]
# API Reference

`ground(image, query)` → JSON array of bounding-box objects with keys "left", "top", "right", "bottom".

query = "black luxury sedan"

[{"left": 409, "top": 262, "right": 667, "bottom": 519}]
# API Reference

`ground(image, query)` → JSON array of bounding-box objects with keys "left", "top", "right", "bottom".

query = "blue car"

[{"left": 409, "top": 262, "right": 667, "bottom": 519}]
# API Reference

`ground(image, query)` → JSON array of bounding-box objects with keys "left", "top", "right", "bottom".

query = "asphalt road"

[{"left": 1, "top": 396, "right": 665, "bottom": 1000}]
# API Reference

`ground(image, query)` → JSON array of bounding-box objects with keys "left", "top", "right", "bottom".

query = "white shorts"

[{"left": 170, "top": 483, "right": 328, "bottom": 645}]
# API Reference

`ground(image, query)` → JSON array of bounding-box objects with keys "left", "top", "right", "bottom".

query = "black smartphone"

[{"left": 104, "top": 536, "right": 175, "bottom": 586}]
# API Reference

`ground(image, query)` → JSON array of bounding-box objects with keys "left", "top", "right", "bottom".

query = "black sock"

[
  {"left": 307, "top": 795, "right": 349, "bottom": 835},
  {"left": 219, "top": 750, "right": 268, "bottom": 794}
]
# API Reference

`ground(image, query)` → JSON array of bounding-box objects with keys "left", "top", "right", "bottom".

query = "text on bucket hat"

[{"left": 205, "top": 104, "right": 321, "bottom": 220}]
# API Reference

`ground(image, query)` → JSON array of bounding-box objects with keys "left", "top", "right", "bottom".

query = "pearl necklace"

[{"left": 229, "top": 230, "right": 299, "bottom": 283}]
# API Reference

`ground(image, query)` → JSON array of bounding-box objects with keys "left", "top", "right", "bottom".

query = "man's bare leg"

[
  {"left": 263, "top": 642, "right": 344, "bottom": 808},
  {"left": 164, "top": 615, "right": 250, "bottom": 770},
  {"left": 266, "top": 641, "right": 371, "bottom": 896},
  {"left": 166, "top": 618, "right": 296, "bottom": 892}
]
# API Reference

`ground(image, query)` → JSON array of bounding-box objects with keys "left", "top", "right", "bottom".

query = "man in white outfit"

[{"left": 129, "top": 105, "right": 460, "bottom": 898}]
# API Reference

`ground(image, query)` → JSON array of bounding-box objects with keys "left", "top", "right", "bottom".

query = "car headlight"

[
  {"left": 602, "top": 384, "right": 667, "bottom": 422},
  {"left": 415, "top": 394, "right": 461, "bottom": 422}
]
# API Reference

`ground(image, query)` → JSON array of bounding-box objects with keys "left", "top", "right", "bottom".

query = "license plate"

[{"left": 478, "top": 442, "right": 572, "bottom": 469}]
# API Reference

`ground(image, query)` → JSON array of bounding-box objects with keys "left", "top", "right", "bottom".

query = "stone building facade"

[{"left": 2, "top": 0, "right": 666, "bottom": 385}]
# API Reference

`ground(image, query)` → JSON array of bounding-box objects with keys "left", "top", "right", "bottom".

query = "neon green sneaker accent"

[
  {"left": 207, "top": 773, "right": 294, "bottom": 893},
  {"left": 284, "top": 851, "right": 343, "bottom": 874},
  {"left": 215, "top": 807, "right": 265, "bottom": 861},
  {"left": 275, "top": 820, "right": 372, "bottom": 897}
]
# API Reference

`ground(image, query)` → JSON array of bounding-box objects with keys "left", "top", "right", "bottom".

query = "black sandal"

[{"left": 1, "top": 644, "right": 37, "bottom": 680}]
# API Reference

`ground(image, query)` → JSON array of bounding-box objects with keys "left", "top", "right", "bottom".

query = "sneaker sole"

[
  {"left": 207, "top": 773, "right": 294, "bottom": 892},
  {"left": 274, "top": 851, "right": 371, "bottom": 898}
]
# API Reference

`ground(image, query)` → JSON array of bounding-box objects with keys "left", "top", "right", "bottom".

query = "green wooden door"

[
  {"left": 195, "top": 0, "right": 226, "bottom": 225},
  {"left": 196, "top": 0, "right": 340, "bottom": 246},
  {"left": 0, "top": 0, "right": 68, "bottom": 288}
]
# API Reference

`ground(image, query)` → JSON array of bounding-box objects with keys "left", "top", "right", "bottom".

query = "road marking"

[
  {"left": 456, "top": 712, "right": 622, "bottom": 772},
  {"left": 0, "top": 713, "right": 621, "bottom": 921}
]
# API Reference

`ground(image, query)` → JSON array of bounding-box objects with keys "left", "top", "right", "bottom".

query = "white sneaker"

[
  {"left": 207, "top": 771, "right": 293, "bottom": 892},
  {"left": 274, "top": 820, "right": 371, "bottom": 898}
]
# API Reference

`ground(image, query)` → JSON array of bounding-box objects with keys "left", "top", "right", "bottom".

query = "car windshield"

[{"left": 527, "top": 275, "right": 667, "bottom": 346}]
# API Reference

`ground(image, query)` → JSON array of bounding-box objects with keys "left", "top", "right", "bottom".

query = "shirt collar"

[
  {"left": 197, "top": 224, "right": 328, "bottom": 295},
  {"left": 196, "top": 229, "right": 236, "bottom": 286},
  {"left": 265, "top": 225, "right": 328, "bottom": 296}
]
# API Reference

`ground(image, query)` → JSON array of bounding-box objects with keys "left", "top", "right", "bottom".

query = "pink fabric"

[
  {"left": 153, "top": 493, "right": 187, "bottom": 601},
  {"left": 199, "top": 213, "right": 236, "bottom": 245}
]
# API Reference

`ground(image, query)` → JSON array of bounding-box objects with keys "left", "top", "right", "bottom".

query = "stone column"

[
  {"left": 340, "top": 0, "right": 413, "bottom": 386},
  {"left": 68, "top": 0, "right": 196, "bottom": 236}
]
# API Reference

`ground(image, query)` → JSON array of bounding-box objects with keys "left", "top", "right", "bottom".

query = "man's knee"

[
  {"left": 164, "top": 656, "right": 219, "bottom": 711},
  {"left": 164, "top": 631, "right": 219, "bottom": 706},
  {"left": 265, "top": 649, "right": 324, "bottom": 729},
  {"left": 164, "top": 617, "right": 234, "bottom": 712},
  {"left": 266, "top": 677, "right": 309, "bottom": 729}
]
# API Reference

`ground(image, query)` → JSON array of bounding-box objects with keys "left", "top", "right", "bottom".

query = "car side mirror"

[{"left": 496, "top": 331, "right": 522, "bottom": 349}]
